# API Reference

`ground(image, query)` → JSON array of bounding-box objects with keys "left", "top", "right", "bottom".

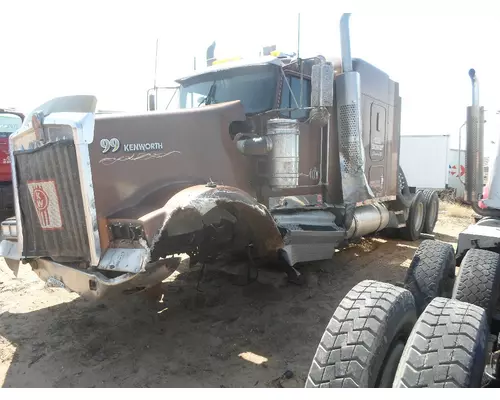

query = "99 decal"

[
  {"left": 100, "top": 137, "right": 165, "bottom": 154},
  {"left": 100, "top": 138, "right": 121, "bottom": 154}
]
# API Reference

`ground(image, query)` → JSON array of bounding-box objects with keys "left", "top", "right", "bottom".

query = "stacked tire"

[
  {"left": 306, "top": 280, "right": 489, "bottom": 388},
  {"left": 306, "top": 239, "right": 500, "bottom": 388}
]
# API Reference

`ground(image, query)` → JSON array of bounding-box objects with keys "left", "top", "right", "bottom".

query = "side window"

[{"left": 280, "top": 76, "right": 311, "bottom": 120}]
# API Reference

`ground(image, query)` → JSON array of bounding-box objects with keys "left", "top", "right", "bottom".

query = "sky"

[{"left": 2, "top": 1, "right": 499, "bottom": 151}]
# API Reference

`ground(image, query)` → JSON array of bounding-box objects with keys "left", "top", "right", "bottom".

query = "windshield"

[
  {"left": 0, "top": 114, "right": 22, "bottom": 138},
  {"left": 179, "top": 64, "right": 278, "bottom": 114}
]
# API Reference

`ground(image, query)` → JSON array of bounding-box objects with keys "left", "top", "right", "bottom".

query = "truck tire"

[
  {"left": 397, "top": 166, "right": 413, "bottom": 209},
  {"left": 305, "top": 280, "right": 417, "bottom": 388},
  {"left": 404, "top": 240, "right": 455, "bottom": 315},
  {"left": 421, "top": 189, "right": 439, "bottom": 234},
  {"left": 393, "top": 297, "right": 488, "bottom": 388},
  {"left": 452, "top": 249, "right": 500, "bottom": 322},
  {"left": 400, "top": 191, "right": 425, "bottom": 241}
]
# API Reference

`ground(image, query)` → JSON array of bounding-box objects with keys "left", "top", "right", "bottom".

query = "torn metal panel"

[
  {"left": 150, "top": 184, "right": 284, "bottom": 260},
  {"left": 97, "top": 247, "right": 149, "bottom": 274}
]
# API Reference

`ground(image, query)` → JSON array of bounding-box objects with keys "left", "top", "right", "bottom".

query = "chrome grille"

[{"left": 15, "top": 140, "right": 90, "bottom": 263}]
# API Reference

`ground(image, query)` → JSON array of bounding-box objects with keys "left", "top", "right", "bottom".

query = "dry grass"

[{"left": 440, "top": 201, "right": 474, "bottom": 219}]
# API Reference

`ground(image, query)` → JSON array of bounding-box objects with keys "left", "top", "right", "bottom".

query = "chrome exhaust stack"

[
  {"left": 336, "top": 13, "right": 373, "bottom": 205},
  {"left": 340, "top": 14, "right": 354, "bottom": 73},
  {"left": 465, "top": 68, "right": 481, "bottom": 204}
]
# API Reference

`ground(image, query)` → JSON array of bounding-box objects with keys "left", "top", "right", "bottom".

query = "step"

[{"left": 281, "top": 228, "right": 346, "bottom": 266}]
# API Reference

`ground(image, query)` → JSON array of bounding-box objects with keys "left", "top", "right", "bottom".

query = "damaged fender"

[{"left": 146, "top": 184, "right": 284, "bottom": 262}]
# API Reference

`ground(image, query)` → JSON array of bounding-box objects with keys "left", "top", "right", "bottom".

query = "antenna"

[
  {"left": 297, "top": 13, "right": 301, "bottom": 59},
  {"left": 298, "top": 13, "right": 303, "bottom": 108},
  {"left": 153, "top": 38, "right": 159, "bottom": 110},
  {"left": 154, "top": 39, "right": 159, "bottom": 88}
]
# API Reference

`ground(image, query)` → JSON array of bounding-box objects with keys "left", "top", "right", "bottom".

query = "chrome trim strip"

[{"left": 73, "top": 113, "right": 100, "bottom": 265}]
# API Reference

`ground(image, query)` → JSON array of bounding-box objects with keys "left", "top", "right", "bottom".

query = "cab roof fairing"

[{"left": 174, "top": 56, "right": 285, "bottom": 85}]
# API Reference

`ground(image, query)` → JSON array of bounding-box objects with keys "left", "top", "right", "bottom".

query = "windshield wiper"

[{"left": 198, "top": 80, "right": 217, "bottom": 106}]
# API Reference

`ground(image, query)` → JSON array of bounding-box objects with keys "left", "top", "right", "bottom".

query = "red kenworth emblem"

[
  {"left": 33, "top": 185, "right": 50, "bottom": 226},
  {"left": 27, "top": 180, "right": 63, "bottom": 230}
]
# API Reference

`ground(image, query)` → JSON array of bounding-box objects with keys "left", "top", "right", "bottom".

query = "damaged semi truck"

[
  {"left": 0, "top": 13, "right": 439, "bottom": 299},
  {"left": 306, "top": 69, "right": 500, "bottom": 388}
]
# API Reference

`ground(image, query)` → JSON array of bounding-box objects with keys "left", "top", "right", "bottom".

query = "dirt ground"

[{"left": 0, "top": 204, "right": 473, "bottom": 388}]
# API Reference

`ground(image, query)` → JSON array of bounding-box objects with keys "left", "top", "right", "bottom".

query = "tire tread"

[
  {"left": 404, "top": 240, "right": 455, "bottom": 314},
  {"left": 452, "top": 248, "right": 500, "bottom": 321},
  {"left": 306, "top": 280, "right": 416, "bottom": 388},
  {"left": 393, "top": 297, "right": 488, "bottom": 388}
]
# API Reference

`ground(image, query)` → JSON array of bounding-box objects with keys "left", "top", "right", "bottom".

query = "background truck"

[
  {"left": 0, "top": 14, "right": 440, "bottom": 300},
  {"left": 447, "top": 147, "right": 489, "bottom": 200},
  {"left": 0, "top": 109, "right": 24, "bottom": 222},
  {"left": 306, "top": 68, "right": 500, "bottom": 388}
]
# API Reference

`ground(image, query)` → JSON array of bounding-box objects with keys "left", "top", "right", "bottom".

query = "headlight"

[
  {"left": 1, "top": 220, "right": 18, "bottom": 238},
  {"left": 1, "top": 225, "right": 10, "bottom": 237},
  {"left": 9, "top": 224, "right": 17, "bottom": 237}
]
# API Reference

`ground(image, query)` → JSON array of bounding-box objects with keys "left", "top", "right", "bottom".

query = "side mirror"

[
  {"left": 146, "top": 86, "right": 179, "bottom": 111},
  {"left": 311, "top": 62, "right": 334, "bottom": 108},
  {"left": 148, "top": 92, "right": 156, "bottom": 111},
  {"left": 0, "top": 112, "right": 23, "bottom": 138}
]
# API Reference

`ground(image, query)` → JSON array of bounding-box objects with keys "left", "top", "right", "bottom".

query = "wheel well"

[{"left": 148, "top": 186, "right": 284, "bottom": 263}]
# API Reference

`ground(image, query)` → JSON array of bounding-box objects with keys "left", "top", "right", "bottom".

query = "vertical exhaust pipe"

[
  {"left": 340, "top": 13, "right": 353, "bottom": 73},
  {"left": 465, "top": 68, "right": 481, "bottom": 204},
  {"left": 465, "top": 69, "right": 500, "bottom": 216},
  {"left": 336, "top": 13, "right": 373, "bottom": 206}
]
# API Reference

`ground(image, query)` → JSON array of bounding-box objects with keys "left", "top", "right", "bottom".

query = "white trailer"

[{"left": 399, "top": 134, "right": 450, "bottom": 190}]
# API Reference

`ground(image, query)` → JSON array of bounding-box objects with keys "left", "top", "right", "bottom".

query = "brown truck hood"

[{"left": 90, "top": 101, "right": 251, "bottom": 221}]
